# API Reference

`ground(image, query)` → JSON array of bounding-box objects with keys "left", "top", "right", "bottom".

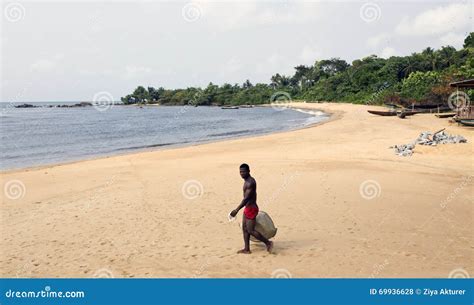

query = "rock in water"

[{"left": 250, "top": 211, "right": 277, "bottom": 242}]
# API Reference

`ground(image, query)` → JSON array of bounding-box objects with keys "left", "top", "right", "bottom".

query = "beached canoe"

[
  {"left": 367, "top": 110, "right": 397, "bottom": 116},
  {"left": 459, "top": 119, "right": 474, "bottom": 127},
  {"left": 398, "top": 110, "right": 421, "bottom": 118},
  {"left": 435, "top": 113, "right": 456, "bottom": 118}
]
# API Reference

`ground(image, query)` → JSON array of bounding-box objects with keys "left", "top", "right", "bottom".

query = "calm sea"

[{"left": 0, "top": 102, "right": 328, "bottom": 170}]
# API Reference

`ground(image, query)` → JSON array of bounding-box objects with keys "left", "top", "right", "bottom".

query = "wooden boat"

[
  {"left": 435, "top": 113, "right": 455, "bottom": 118},
  {"left": 221, "top": 106, "right": 239, "bottom": 109},
  {"left": 367, "top": 110, "right": 397, "bottom": 116},
  {"left": 459, "top": 119, "right": 474, "bottom": 127},
  {"left": 397, "top": 112, "right": 409, "bottom": 118},
  {"left": 398, "top": 110, "right": 421, "bottom": 118}
]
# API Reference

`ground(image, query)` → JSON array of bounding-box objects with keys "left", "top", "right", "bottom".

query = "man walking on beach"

[{"left": 230, "top": 164, "right": 273, "bottom": 254}]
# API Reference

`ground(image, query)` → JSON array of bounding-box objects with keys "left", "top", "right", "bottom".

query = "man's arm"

[{"left": 230, "top": 181, "right": 254, "bottom": 217}]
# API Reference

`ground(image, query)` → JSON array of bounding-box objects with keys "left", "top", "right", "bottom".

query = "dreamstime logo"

[
  {"left": 15, "top": 262, "right": 32, "bottom": 278},
  {"left": 270, "top": 91, "right": 292, "bottom": 111},
  {"left": 271, "top": 268, "right": 292, "bottom": 278},
  {"left": 448, "top": 91, "right": 470, "bottom": 110},
  {"left": 262, "top": 172, "right": 301, "bottom": 206},
  {"left": 87, "top": 175, "right": 117, "bottom": 209},
  {"left": 4, "top": 179, "right": 26, "bottom": 200},
  {"left": 448, "top": 268, "right": 470, "bottom": 278},
  {"left": 192, "top": 257, "right": 212, "bottom": 278},
  {"left": 188, "top": 90, "right": 203, "bottom": 107},
  {"left": 93, "top": 91, "right": 114, "bottom": 112},
  {"left": 440, "top": 175, "right": 472, "bottom": 210},
  {"left": 181, "top": 179, "right": 203, "bottom": 200},
  {"left": 359, "top": 180, "right": 381, "bottom": 200},
  {"left": 93, "top": 268, "right": 114, "bottom": 278},
  {"left": 359, "top": 2, "right": 381, "bottom": 23},
  {"left": 1, "top": 102, "right": 16, "bottom": 117},
  {"left": 182, "top": 2, "right": 202, "bottom": 22},
  {"left": 4, "top": 2, "right": 25, "bottom": 22},
  {"left": 365, "top": 83, "right": 390, "bottom": 106},
  {"left": 370, "top": 259, "right": 389, "bottom": 278}
]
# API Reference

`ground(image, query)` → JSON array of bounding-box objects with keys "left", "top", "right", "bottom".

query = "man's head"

[{"left": 239, "top": 163, "right": 250, "bottom": 179}]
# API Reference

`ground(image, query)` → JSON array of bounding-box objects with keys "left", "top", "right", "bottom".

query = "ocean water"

[{"left": 0, "top": 102, "right": 328, "bottom": 170}]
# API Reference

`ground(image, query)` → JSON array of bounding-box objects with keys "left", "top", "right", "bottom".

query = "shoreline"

[
  {"left": 1, "top": 102, "right": 472, "bottom": 278},
  {"left": 0, "top": 105, "right": 337, "bottom": 174}
]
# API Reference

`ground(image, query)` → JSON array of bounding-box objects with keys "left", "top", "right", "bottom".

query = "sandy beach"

[{"left": 1, "top": 102, "right": 472, "bottom": 278}]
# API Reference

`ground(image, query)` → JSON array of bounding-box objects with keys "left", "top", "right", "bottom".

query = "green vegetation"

[{"left": 121, "top": 33, "right": 473, "bottom": 107}]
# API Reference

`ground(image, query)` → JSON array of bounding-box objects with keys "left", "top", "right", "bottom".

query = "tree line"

[{"left": 121, "top": 33, "right": 473, "bottom": 107}]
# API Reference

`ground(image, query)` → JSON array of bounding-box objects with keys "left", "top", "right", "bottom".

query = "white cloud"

[
  {"left": 196, "top": 1, "right": 322, "bottom": 31},
  {"left": 255, "top": 53, "right": 294, "bottom": 77},
  {"left": 123, "top": 65, "right": 152, "bottom": 80},
  {"left": 300, "top": 46, "right": 322, "bottom": 64},
  {"left": 30, "top": 54, "right": 64, "bottom": 73},
  {"left": 256, "top": 53, "right": 281, "bottom": 74},
  {"left": 439, "top": 32, "right": 466, "bottom": 47},
  {"left": 196, "top": 1, "right": 257, "bottom": 30},
  {"left": 380, "top": 47, "right": 397, "bottom": 58},
  {"left": 30, "top": 59, "right": 56, "bottom": 72},
  {"left": 367, "top": 33, "right": 390, "bottom": 49},
  {"left": 219, "top": 56, "right": 243, "bottom": 77},
  {"left": 395, "top": 3, "right": 471, "bottom": 36}
]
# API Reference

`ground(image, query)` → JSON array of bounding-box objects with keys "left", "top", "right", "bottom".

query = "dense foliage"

[{"left": 121, "top": 33, "right": 473, "bottom": 107}]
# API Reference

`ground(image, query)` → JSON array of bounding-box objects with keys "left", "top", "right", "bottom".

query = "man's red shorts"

[{"left": 243, "top": 205, "right": 259, "bottom": 220}]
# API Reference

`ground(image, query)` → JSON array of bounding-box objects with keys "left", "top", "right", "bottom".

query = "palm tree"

[
  {"left": 402, "top": 55, "right": 417, "bottom": 77},
  {"left": 422, "top": 47, "right": 437, "bottom": 71}
]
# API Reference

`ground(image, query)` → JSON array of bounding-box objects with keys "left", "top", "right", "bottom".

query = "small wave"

[
  {"left": 302, "top": 116, "right": 325, "bottom": 126},
  {"left": 114, "top": 141, "right": 188, "bottom": 151},
  {"left": 207, "top": 129, "right": 253, "bottom": 137},
  {"left": 293, "top": 108, "right": 326, "bottom": 116}
]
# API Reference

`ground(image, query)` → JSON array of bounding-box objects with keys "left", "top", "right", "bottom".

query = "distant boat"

[
  {"left": 239, "top": 105, "right": 254, "bottom": 108},
  {"left": 458, "top": 119, "right": 474, "bottom": 127},
  {"left": 221, "top": 106, "right": 239, "bottom": 109},
  {"left": 435, "top": 113, "right": 455, "bottom": 118},
  {"left": 411, "top": 106, "right": 451, "bottom": 113},
  {"left": 367, "top": 110, "right": 397, "bottom": 116}
]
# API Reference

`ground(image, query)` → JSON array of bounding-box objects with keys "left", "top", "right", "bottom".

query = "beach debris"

[
  {"left": 391, "top": 143, "right": 416, "bottom": 156},
  {"left": 390, "top": 129, "right": 467, "bottom": 156}
]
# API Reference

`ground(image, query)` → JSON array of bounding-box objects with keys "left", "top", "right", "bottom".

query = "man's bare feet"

[
  {"left": 266, "top": 241, "right": 274, "bottom": 253},
  {"left": 237, "top": 249, "right": 251, "bottom": 254}
]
